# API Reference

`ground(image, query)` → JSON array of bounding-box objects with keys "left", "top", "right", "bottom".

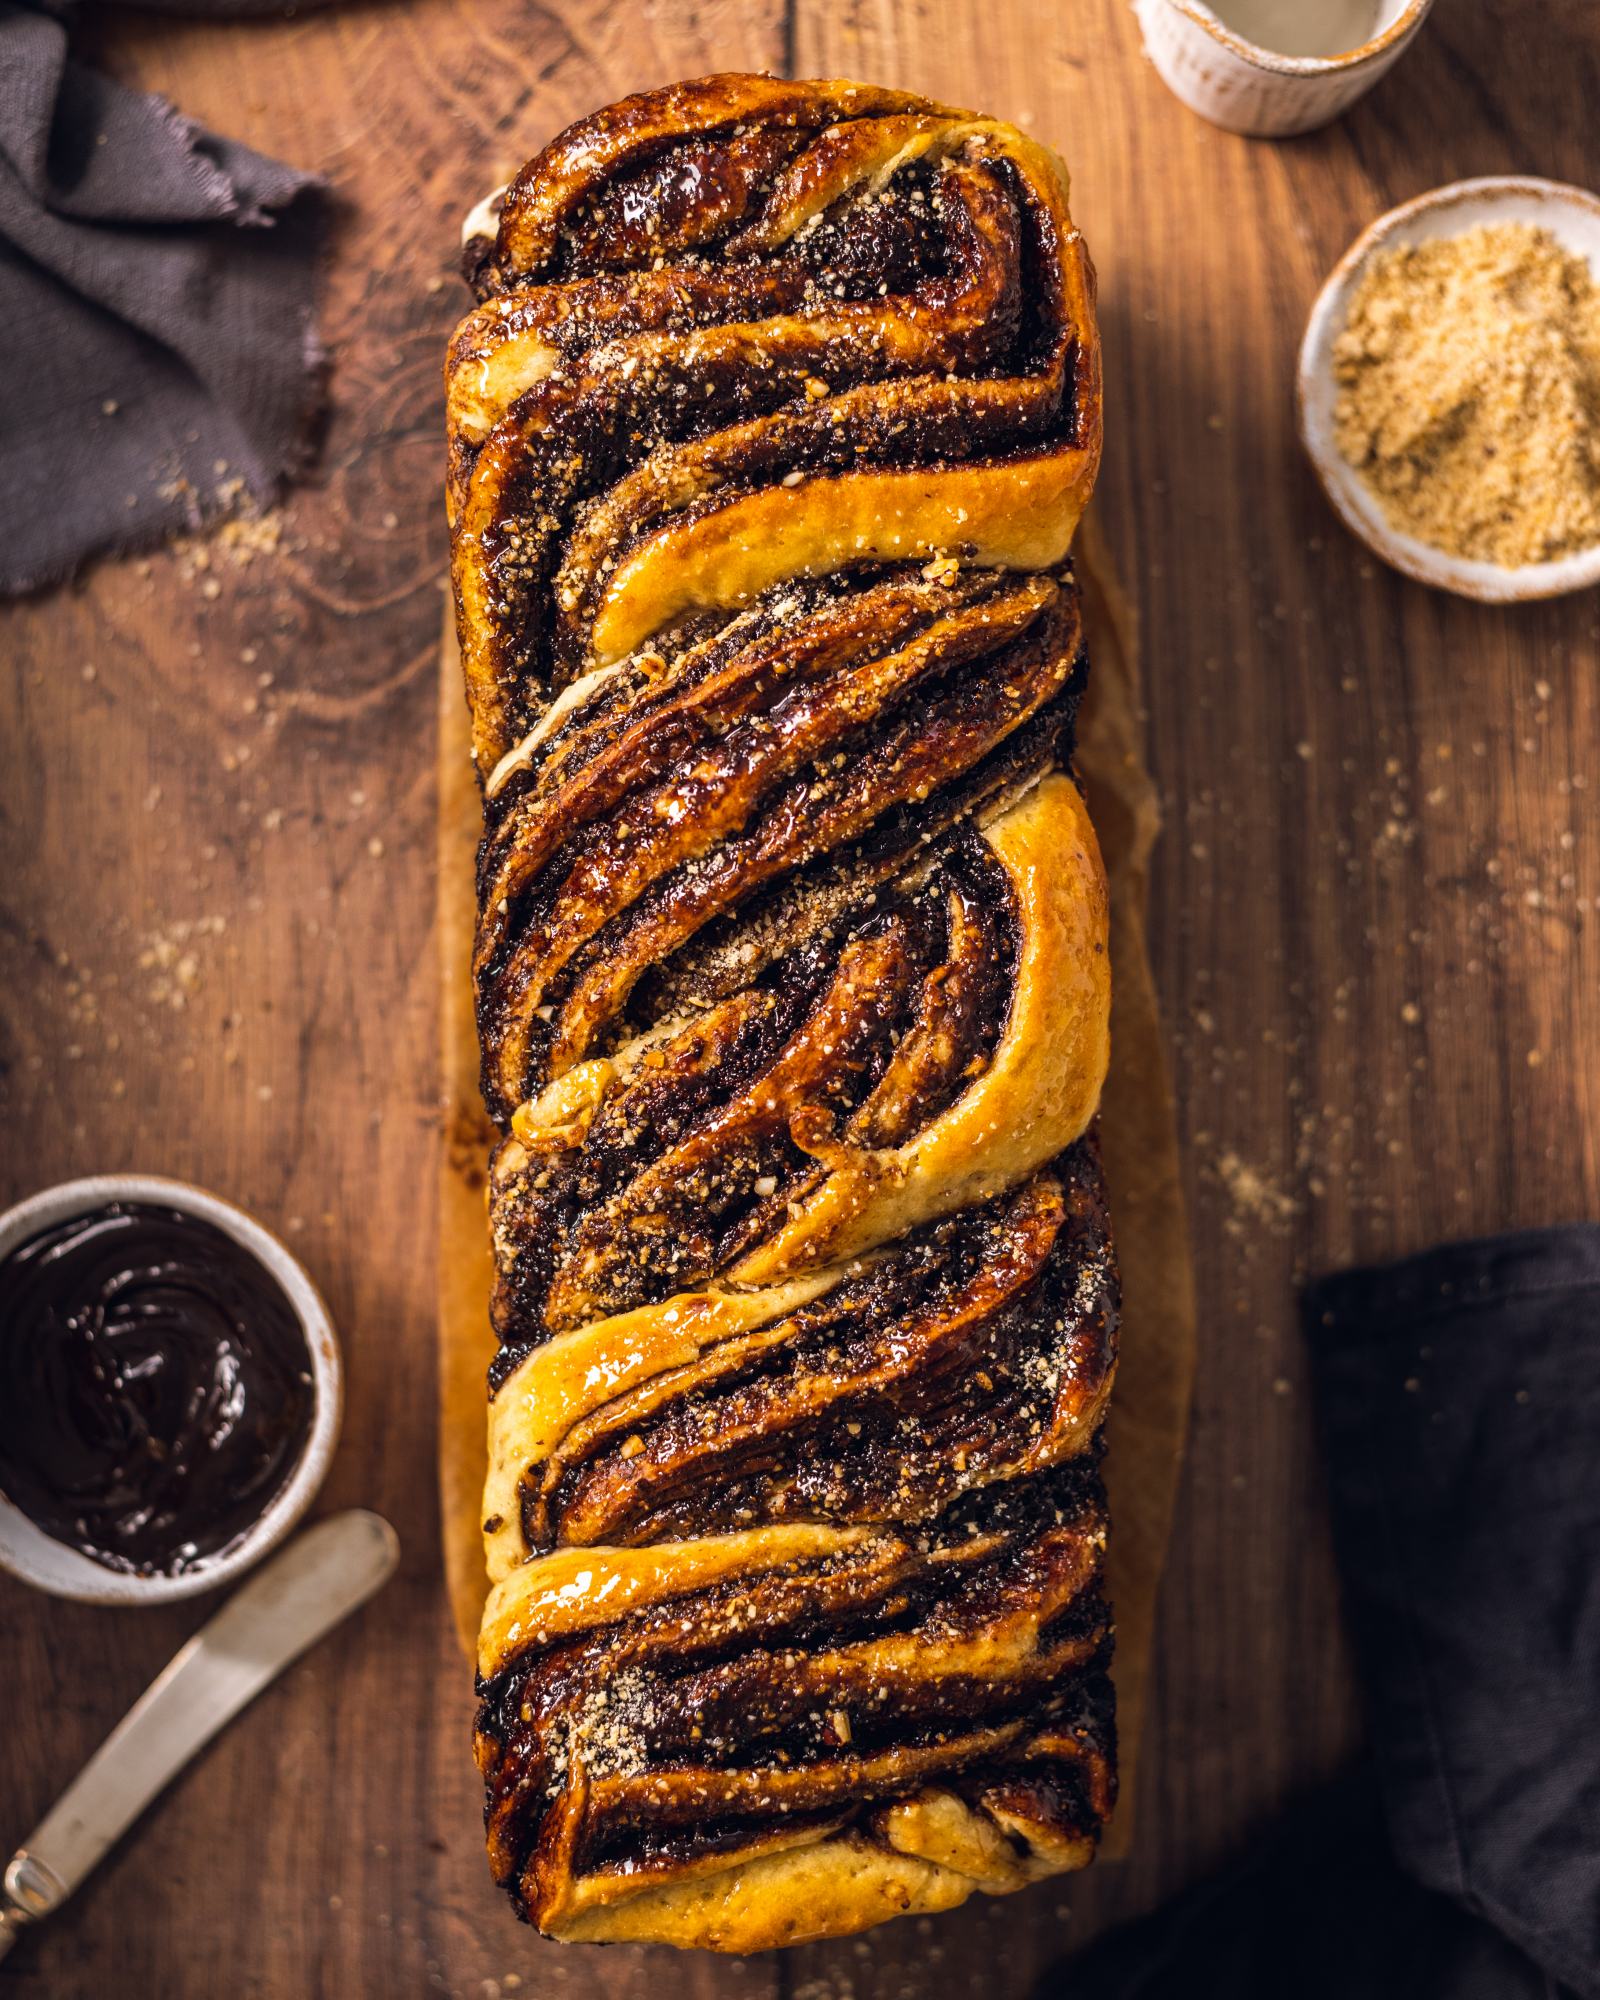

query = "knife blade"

[{"left": 0, "top": 1508, "right": 399, "bottom": 1961}]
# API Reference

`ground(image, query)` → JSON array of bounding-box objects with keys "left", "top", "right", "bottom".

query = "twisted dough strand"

[{"left": 448, "top": 73, "right": 1117, "bottom": 1950}]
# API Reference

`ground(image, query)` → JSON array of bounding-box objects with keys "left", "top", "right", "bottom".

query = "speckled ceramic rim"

[
  {"left": 1297, "top": 176, "right": 1600, "bottom": 604},
  {"left": 0, "top": 1175, "right": 343, "bottom": 1605},
  {"left": 1166, "top": 0, "right": 1432, "bottom": 76}
]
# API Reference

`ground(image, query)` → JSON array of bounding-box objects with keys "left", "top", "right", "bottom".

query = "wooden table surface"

[{"left": 4, "top": 2, "right": 1598, "bottom": 1993}]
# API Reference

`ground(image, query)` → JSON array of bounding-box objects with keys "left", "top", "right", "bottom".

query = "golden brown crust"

[
  {"left": 447, "top": 70, "right": 1116, "bottom": 1951},
  {"left": 491, "top": 78, "right": 960, "bottom": 281},
  {"left": 450, "top": 80, "right": 1100, "bottom": 775}
]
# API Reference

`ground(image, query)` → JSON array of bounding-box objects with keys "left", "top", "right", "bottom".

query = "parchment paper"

[{"left": 435, "top": 516, "right": 1196, "bottom": 1857}]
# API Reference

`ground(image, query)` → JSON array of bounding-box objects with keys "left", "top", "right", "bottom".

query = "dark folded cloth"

[
  {"left": 1049, "top": 1224, "right": 1600, "bottom": 2000},
  {"left": 1055, "top": 1768, "right": 1562, "bottom": 1999},
  {"left": 0, "top": 0, "right": 326, "bottom": 594},
  {"left": 1312, "top": 1226, "right": 1600, "bottom": 1995}
]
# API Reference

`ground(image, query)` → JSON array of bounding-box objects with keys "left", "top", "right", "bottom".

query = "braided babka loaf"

[{"left": 447, "top": 73, "right": 1118, "bottom": 1951}]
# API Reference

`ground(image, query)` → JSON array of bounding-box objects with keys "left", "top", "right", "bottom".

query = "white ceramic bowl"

[
  {"left": 0, "top": 1176, "right": 342, "bottom": 1605},
  {"left": 1134, "top": 0, "right": 1433, "bottom": 138},
  {"left": 1298, "top": 177, "right": 1600, "bottom": 603}
]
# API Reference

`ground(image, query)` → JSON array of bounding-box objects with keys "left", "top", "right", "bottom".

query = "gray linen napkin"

[{"left": 0, "top": 0, "right": 326, "bottom": 593}]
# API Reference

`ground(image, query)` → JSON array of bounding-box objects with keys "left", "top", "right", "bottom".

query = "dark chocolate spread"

[{"left": 0, "top": 1202, "right": 314, "bottom": 1575}]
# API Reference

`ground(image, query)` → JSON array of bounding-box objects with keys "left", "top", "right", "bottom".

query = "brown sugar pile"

[{"left": 1333, "top": 222, "right": 1600, "bottom": 567}]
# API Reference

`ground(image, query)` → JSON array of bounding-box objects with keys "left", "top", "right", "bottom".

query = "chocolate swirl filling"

[{"left": 449, "top": 72, "right": 1115, "bottom": 1947}]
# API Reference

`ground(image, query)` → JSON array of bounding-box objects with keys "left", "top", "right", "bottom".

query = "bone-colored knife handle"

[{"left": 0, "top": 1509, "right": 399, "bottom": 1959}]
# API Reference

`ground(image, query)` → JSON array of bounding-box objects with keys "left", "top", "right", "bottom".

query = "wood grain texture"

[{"left": 2, "top": 1, "right": 1598, "bottom": 1993}]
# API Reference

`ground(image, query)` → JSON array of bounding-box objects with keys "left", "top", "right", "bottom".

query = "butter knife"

[{"left": 0, "top": 1508, "right": 399, "bottom": 1962}]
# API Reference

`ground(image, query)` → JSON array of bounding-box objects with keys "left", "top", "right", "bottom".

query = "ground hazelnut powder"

[{"left": 1333, "top": 221, "right": 1600, "bottom": 567}]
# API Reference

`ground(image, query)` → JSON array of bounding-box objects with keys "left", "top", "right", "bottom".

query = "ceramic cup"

[
  {"left": 1133, "top": 0, "right": 1435, "bottom": 137},
  {"left": 0, "top": 1175, "right": 343, "bottom": 1605}
]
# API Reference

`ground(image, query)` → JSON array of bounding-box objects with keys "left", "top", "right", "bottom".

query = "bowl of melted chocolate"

[{"left": 0, "top": 1177, "right": 342, "bottom": 1603}]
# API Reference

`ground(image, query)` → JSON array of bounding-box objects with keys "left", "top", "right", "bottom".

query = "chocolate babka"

[{"left": 447, "top": 73, "right": 1118, "bottom": 1951}]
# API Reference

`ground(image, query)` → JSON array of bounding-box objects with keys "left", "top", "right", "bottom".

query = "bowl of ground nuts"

[{"left": 1298, "top": 177, "right": 1600, "bottom": 602}]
